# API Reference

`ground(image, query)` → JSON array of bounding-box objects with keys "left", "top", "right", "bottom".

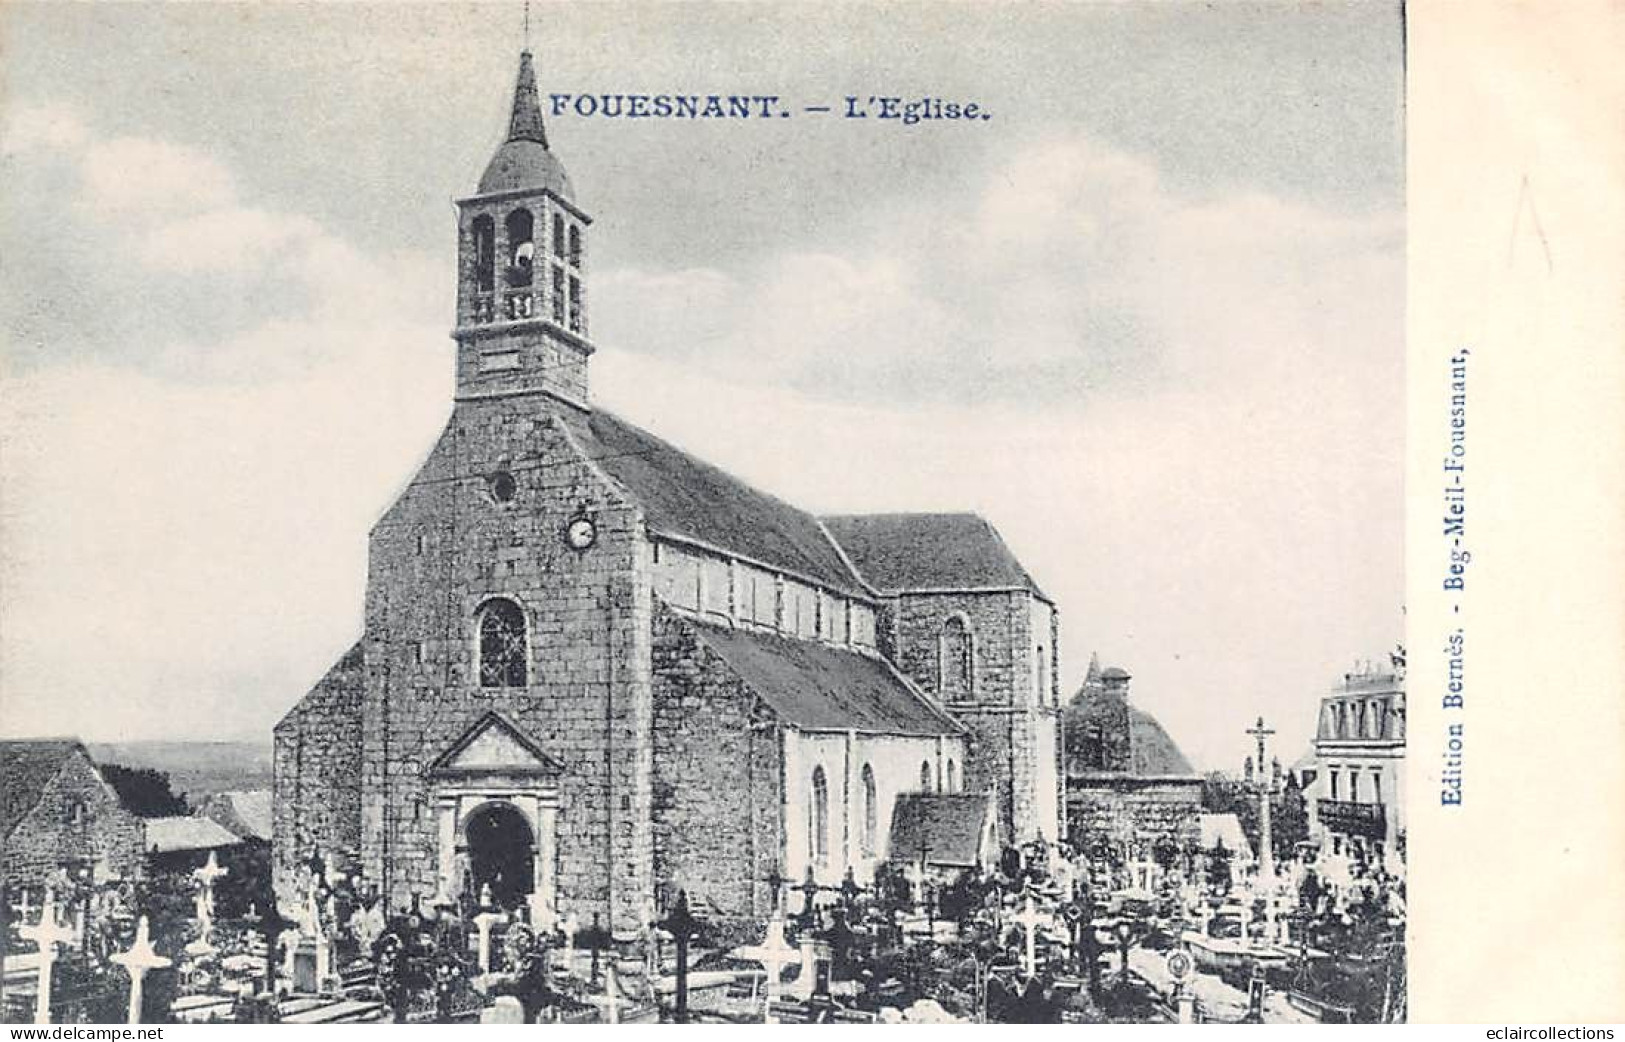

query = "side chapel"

[{"left": 273, "top": 51, "right": 1064, "bottom": 935}]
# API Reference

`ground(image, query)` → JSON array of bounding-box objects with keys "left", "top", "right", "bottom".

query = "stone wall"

[
  {"left": 356, "top": 398, "right": 654, "bottom": 934},
  {"left": 3, "top": 751, "right": 145, "bottom": 888},
  {"left": 272, "top": 643, "right": 364, "bottom": 905},
  {"left": 884, "top": 589, "right": 1061, "bottom": 844},
  {"left": 1066, "top": 776, "right": 1204, "bottom": 854},
  {"left": 648, "top": 607, "right": 783, "bottom": 927}
]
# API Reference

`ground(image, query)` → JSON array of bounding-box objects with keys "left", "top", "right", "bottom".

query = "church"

[{"left": 273, "top": 51, "right": 1063, "bottom": 937}]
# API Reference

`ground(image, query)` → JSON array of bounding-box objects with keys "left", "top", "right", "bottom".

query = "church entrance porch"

[
  {"left": 425, "top": 711, "right": 565, "bottom": 924},
  {"left": 463, "top": 801, "right": 535, "bottom": 909}
]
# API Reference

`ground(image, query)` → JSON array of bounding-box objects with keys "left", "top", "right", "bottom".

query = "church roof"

[
  {"left": 562, "top": 409, "right": 868, "bottom": 597},
  {"left": 0, "top": 738, "right": 85, "bottom": 837},
  {"left": 819, "top": 513, "right": 1047, "bottom": 599},
  {"left": 886, "top": 793, "right": 994, "bottom": 867},
  {"left": 478, "top": 51, "right": 575, "bottom": 201},
  {"left": 687, "top": 620, "right": 963, "bottom": 737}
]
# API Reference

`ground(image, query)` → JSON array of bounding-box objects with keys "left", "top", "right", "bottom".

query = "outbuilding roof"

[
  {"left": 198, "top": 790, "right": 273, "bottom": 842},
  {"left": 686, "top": 620, "right": 962, "bottom": 738},
  {"left": 820, "top": 513, "right": 1047, "bottom": 599},
  {"left": 886, "top": 793, "right": 995, "bottom": 867},
  {"left": 144, "top": 815, "right": 243, "bottom": 855}
]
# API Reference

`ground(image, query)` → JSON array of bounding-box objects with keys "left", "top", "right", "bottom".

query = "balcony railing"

[{"left": 1317, "top": 798, "right": 1388, "bottom": 839}]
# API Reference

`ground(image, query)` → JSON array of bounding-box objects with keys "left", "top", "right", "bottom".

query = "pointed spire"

[
  {"left": 1085, "top": 652, "right": 1102, "bottom": 685},
  {"left": 507, "top": 50, "right": 549, "bottom": 147}
]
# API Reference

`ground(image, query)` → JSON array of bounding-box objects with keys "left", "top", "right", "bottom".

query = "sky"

[{"left": 0, "top": 1, "right": 1405, "bottom": 772}]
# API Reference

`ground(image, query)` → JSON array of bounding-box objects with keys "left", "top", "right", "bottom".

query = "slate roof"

[
  {"left": 477, "top": 51, "right": 575, "bottom": 200},
  {"left": 886, "top": 793, "right": 994, "bottom": 867},
  {"left": 1126, "top": 708, "right": 1196, "bottom": 776},
  {"left": 144, "top": 815, "right": 243, "bottom": 854},
  {"left": 198, "top": 790, "right": 272, "bottom": 842},
  {"left": 1, "top": 739, "right": 85, "bottom": 837},
  {"left": 562, "top": 409, "right": 867, "bottom": 597},
  {"left": 686, "top": 620, "right": 962, "bottom": 737},
  {"left": 820, "top": 513, "right": 1047, "bottom": 599}
]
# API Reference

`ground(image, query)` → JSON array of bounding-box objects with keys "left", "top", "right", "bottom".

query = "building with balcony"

[{"left": 1306, "top": 663, "right": 1405, "bottom": 876}]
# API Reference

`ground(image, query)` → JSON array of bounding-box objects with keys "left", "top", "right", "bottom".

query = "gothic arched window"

[
  {"left": 810, "top": 766, "right": 829, "bottom": 865},
  {"left": 472, "top": 215, "right": 495, "bottom": 293},
  {"left": 505, "top": 209, "right": 535, "bottom": 287},
  {"left": 920, "top": 760, "right": 934, "bottom": 792},
  {"left": 478, "top": 598, "right": 528, "bottom": 687},
  {"left": 939, "top": 617, "right": 973, "bottom": 699},
  {"left": 860, "top": 765, "right": 878, "bottom": 857},
  {"left": 946, "top": 760, "right": 957, "bottom": 792}
]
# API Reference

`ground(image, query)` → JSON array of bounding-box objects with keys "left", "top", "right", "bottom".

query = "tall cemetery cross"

[
  {"left": 187, "top": 850, "right": 229, "bottom": 956},
  {"left": 1246, "top": 716, "right": 1278, "bottom": 938},
  {"left": 1012, "top": 889, "right": 1046, "bottom": 980},
  {"left": 18, "top": 892, "right": 75, "bottom": 1024},
  {"left": 111, "top": 915, "right": 171, "bottom": 1025},
  {"left": 761, "top": 864, "right": 788, "bottom": 918},
  {"left": 656, "top": 890, "right": 699, "bottom": 1023},
  {"left": 737, "top": 907, "right": 797, "bottom": 1025}
]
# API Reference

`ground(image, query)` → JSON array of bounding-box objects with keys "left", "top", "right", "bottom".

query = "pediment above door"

[{"left": 428, "top": 711, "right": 564, "bottom": 779}]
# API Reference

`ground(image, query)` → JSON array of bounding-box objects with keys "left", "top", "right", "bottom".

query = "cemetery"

[{"left": 2, "top": 823, "right": 1405, "bottom": 1025}]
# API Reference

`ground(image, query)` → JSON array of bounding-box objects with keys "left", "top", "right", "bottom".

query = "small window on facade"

[
  {"left": 1036, "top": 645, "right": 1049, "bottom": 704},
  {"left": 1349, "top": 770, "right": 1361, "bottom": 802},
  {"left": 1329, "top": 768, "right": 1340, "bottom": 800},
  {"left": 477, "top": 598, "right": 527, "bottom": 687},
  {"left": 66, "top": 800, "right": 87, "bottom": 825},
  {"left": 472, "top": 215, "right": 495, "bottom": 292},
  {"left": 552, "top": 212, "right": 565, "bottom": 258},
  {"left": 568, "top": 224, "right": 582, "bottom": 268},
  {"left": 1372, "top": 773, "right": 1382, "bottom": 805},
  {"left": 505, "top": 210, "right": 535, "bottom": 287},
  {"left": 810, "top": 766, "right": 829, "bottom": 866},
  {"left": 412, "top": 641, "right": 424, "bottom": 667},
  {"left": 860, "top": 765, "right": 877, "bottom": 857},
  {"left": 920, "top": 760, "right": 933, "bottom": 792},
  {"left": 946, "top": 761, "right": 957, "bottom": 792}
]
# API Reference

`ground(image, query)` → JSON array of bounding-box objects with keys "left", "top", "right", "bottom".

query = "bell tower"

[{"left": 453, "top": 50, "right": 593, "bottom": 408}]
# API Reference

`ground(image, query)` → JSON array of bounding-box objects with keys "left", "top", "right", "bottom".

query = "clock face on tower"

[{"left": 565, "top": 516, "right": 596, "bottom": 551}]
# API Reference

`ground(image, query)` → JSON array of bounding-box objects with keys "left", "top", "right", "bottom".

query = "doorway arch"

[{"left": 463, "top": 801, "right": 536, "bottom": 909}]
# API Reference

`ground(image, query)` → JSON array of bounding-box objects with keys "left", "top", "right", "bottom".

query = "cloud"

[
  {"left": 0, "top": 113, "right": 1399, "bottom": 771},
  {"left": 78, "top": 135, "right": 238, "bottom": 218},
  {"left": 593, "top": 133, "right": 1401, "bottom": 413}
]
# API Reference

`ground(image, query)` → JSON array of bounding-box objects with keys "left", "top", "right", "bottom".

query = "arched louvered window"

[
  {"left": 478, "top": 598, "right": 528, "bottom": 687},
  {"left": 472, "top": 215, "right": 495, "bottom": 292},
  {"left": 505, "top": 209, "right": 535, "bottom": 286},
  {"left": 810, "top": 766, "right": 829, "bottom": 865}
]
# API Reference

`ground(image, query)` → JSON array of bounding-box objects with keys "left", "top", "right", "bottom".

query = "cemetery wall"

[{"left": 1065, "top": 776, "right": 1204, "bottom": 853}]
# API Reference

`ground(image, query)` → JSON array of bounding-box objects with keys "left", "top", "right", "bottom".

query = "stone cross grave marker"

[
  {"left": 737, "top": 913, "right": 797, "bottom": 1025},
  {"left": 1013, "top": 892, "right": 1046, "bottom": 980},
  {"left": 186, "top": 851, "right": 229, "bottom": 956},
  {"left": 18, "top": 891, "right": 75, "bottom": 1025},
  {"left": 111, "top": 915, "right": 171, "bottom": 1025}
]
